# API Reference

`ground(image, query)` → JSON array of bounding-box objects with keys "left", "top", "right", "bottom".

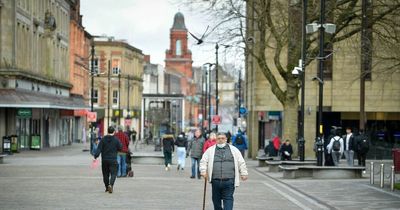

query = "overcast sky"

[{"left": 80, "top": 0, "right": 219, "bottom": 67}]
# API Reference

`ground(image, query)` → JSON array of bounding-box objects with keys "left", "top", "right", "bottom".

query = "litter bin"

[
  {"left": 2, "top": 136, "right": 11, "bottom": 154},
  {"left": 30, "top": 135, "right": 41, "bottom": 150},
  {"left": 10, "top": 135, "right": 19, "bottom": 153},
  {"left": 393, "top": 148, "right": 400, "bottom": 173}
]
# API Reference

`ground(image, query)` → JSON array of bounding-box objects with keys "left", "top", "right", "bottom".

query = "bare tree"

[{"left": 179, "top": 0, "right": 400, "bottom": 142}]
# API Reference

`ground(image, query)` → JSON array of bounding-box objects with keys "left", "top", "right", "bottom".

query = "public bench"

[
  {"left": 131, "top": 152, "right": 164, "bottom": 165},
  {"left": 266, "top": 160, "right": 316, "bottom": 172},
  {"left": 256, "top": 156, "right": 275, "bottom": 167},
  {"left": 0, "top": 154, "right": 7, "bottom": 164},
  {"left": 279, "top": 165, "right": 365, "bottom": 179}
]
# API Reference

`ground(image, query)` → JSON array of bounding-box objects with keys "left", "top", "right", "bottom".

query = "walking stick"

[{"left": 202, "top": 176, "right": 207, "bottom": 210}]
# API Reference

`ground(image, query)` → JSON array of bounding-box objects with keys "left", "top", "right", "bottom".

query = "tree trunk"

[{"left": 282, "top": 78, "right": 299, "bottom": 152}]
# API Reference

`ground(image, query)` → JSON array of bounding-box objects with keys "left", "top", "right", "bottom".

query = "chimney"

[{"left": 144, "top": 55, "right": 150, "bottom": 63}]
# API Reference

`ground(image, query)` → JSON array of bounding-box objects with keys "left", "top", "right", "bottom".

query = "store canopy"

[{"left": 0, "top": 89, "right": 89, "bottom": 110}]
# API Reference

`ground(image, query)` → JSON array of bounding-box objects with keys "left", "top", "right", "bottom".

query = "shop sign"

[{"left": 17, "top": 108, "right": 32, "bottom": 118}]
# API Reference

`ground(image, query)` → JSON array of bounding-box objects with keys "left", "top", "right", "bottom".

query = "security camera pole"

[
  {"left": 316, "top": 0, "right": 326, "bottom": 166},
  {"left": 298, "top": 0, "right": 308, "bottom": 162}
]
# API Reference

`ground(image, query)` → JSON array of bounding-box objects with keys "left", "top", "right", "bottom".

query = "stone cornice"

[{"left": 0, "top": 69, "right": 72, "bottom": 88}]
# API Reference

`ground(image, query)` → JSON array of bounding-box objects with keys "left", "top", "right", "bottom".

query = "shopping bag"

[{"left": 90, "top": 159, "right": 99, "bottom": 169}]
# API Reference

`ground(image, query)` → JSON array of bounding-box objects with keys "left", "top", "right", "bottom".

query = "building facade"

[
  {"left": 91, "top": 37, "right": 144, "bottom": 138},
  {"left": 0, "top": 0, "right": 88, "bottom": 151},
  {"left": 68, "top": 0, "right": 91, "bottom": 145}
]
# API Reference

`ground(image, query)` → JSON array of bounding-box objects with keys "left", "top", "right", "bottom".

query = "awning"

[{"left": 0, "top": 89, "right": 89, "bottom": 110}]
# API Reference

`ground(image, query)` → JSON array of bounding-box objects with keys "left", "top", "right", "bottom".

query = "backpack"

[
  {"left": 236, "top": 135, "right": 244, "bottom": 145},
  {"left": 332, "top": 137, "right": 341, "bottom": 152}
]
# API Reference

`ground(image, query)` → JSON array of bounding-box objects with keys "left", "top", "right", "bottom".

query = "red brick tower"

[
  {"left": 165, "top": 12, "right": 193, "bottom": 82},
  {"left": 165, "top": 12, "right": 198, "bottom": 127}
]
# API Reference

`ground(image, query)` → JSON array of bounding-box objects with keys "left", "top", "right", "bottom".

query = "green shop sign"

[{"left": 17, "top": 108, "right": 32, "bottom": 118}]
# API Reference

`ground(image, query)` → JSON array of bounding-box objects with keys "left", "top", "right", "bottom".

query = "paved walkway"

[{"left": 0, "top": 143, "right": 399, "bottom": 210}]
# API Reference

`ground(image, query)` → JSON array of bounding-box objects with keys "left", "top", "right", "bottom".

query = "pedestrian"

[
  {"left": 175, "top": 132, "right": 188, "bottom": 171},
  {"left": 232, "top": 130, "right": 248, "bottom": 157},
  {"left": 131, "top": 128, "right": 137, "bottom": 144},
  {"left": 324, "top": 129, "right": 335, "bottom": 166},
  {"left": 226, "top": 131, "right": 232, "bottom": 144},
  {"left": 162, "top": 130, "right": 175, "bottom": 171},
  {"left": 343, "top": 127, "right": 356, "bottom": 166},
  {"left": 355, "top": 129, "right": 369, "bottom": 168},
  {"left": 200, "top": 132, "right": 248, "bottom": 210},
  {"left": 187, "top": 128, "right": 205, "bottom": 179},
  {"left": 203, "top": 132, "right": 217, "bottom": 153},
  {"left": 326, "top": 129, "right": 344, "bottom": 166},
  {"left": 93, "top": 126, "right": 122, "bottom": 193},
  {"left": 114, "top": 126, "right": 130, "bottom": 177},
  {"left": 279, "top": 139, "right": 293, "bottom": 160}
]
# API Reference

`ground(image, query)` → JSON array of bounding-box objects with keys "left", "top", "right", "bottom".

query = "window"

[
  {"left": 176, "top": 40, "right": 182, "bottom": 56},
  {"left": 89, "top": 58, "right": 99, "bottom": 74},
  {"left": 93, "top": 89, "right": 98, "bottom": 103},
  {"left": 112, "top": 59, "right": 120, "bottom": 75},
  {"left": 113, "top": 90, "right": 119, "bottom": 104}
]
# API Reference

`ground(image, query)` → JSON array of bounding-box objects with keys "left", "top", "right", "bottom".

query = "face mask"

[{"left": 216, "top": 143, "right": 226, "bottom": 148}]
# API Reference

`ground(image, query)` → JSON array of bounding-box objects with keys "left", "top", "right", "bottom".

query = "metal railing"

[{"left": 369, "top": 162, "right": 397, "bottom": 191}]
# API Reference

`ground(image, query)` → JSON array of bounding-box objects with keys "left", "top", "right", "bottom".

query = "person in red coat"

[
  {"left": 203, "top": 132, "right": 217, "bottom": 153},
  {"left": 114, "top": 126, "right": 130, "bottom": 177}
]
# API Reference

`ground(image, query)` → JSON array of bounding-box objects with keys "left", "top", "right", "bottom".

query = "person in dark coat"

[
  {"left": 94, "top": 126, "right": 122, "bottom": 193},
  {"left": 355, "top": 129, "right": 369, "bottom": 167},
  {"left": 162, "top": 131, "right": 175, "bottom": 171},
  {"left": 324, "top": 129, "right": 335, "bottom": 166},
  {"left": 280, "top": 140, "right": 293, "bottom": 160}
]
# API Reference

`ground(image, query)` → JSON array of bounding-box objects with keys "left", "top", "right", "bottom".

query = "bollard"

[
  {"left": 370, "top": 162, "right": 374, "bottom": 185},
  {"left": 380, "top": 164, "right": 384, "bottom": 188},
  {"left": 390, "top": 166, "right": 395, "bottom": 191}
]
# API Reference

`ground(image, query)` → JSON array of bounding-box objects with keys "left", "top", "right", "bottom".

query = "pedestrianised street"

[{"left": 0, "top": 143, "right": 399, "bottom": 210}]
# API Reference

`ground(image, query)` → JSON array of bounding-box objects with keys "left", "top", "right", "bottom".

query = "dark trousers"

[
  {"left": 357, "top": 152, "right": 367, "bottom": 167},
  {"left": 101, "top": 160, "right": 118, "bottom": 188},
  {"left": 211, "top": 178, "right": 235, "bottom": 210},
  {"left": 163, "top": 150, "right": 172, "bottom": 167}
]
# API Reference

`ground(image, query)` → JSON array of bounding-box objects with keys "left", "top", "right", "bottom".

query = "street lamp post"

[
  {"left": 298, "top": 0, "right": 308, "bottom": 162},
  {"left": 127, "top": 75, "right": 131, "bottom": 119},
  {"left": 118, "top": 71, "right": 121, "bottom": 126},
  {"left": 208, "top": 64, "right": 212, "bottom": 131},
  {"left": 89, "top": 39, "right": 95, "bottom": 154},
  {"left": 215, "top": 43, "right": 219, "bottom": 132},
  {"left": 107, "top": 60, "right": 111, "bottom": 128},
  {"left": 315, "top": 0, "right": 327, "bottom": 167}
]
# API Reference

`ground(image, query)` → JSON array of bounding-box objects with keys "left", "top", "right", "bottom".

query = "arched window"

[{"left": 176, "top": 40, "right": 182, "bottom": 56}]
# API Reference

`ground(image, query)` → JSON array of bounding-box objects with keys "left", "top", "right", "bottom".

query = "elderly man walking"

[{"left": 200, "top": 132, "right": 248, "bottom": 210}]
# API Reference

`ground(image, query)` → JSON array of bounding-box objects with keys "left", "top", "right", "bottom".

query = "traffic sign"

[
  {"left": 212, "top": 115, "right": 221, "bottom": 125},
  {"left": 239, "top": 107, "right": 247, "bottom": 115},
  {"left": 87, "top": 112, "right": 97, "bottom": 122}
]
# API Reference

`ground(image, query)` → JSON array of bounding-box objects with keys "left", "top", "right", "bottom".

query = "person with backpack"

[
  {"left": 232, "top": 130, "right": 248, "bottom": 157},
  {"left": 326, "top": 129, "right": 344, "bottom": 166},
  {"left": 356, "top": 129, "right": 369, "bottom": 167}
]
